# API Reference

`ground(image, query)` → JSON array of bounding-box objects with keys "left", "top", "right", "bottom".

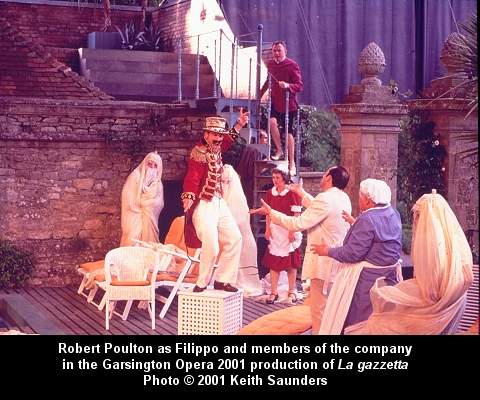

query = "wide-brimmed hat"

[{"left": 203, "top": 116, "right": 229, "bottom": 134}]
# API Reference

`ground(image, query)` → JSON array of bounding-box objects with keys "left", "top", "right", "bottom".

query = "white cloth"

[
  {"left": 269, "top": 187, "right": 352, "bottom": 283},
  {"left": 192, "top": 196, "right": 242, "bottom": 288},
  {"left": 268, "top": 224, "right": 302, "bottom": 256},
  {"left": 319, "top": 260, "right": 402, "bottom": 335},
  {"left": 346, "top": 193, "right": 474, "bottom": 335},
  {"left": 360, "top": 178, "right": 391, "bottom": 204},
  {"left": 267, "top": 187, "right": 302, "bottom": 257},
  {"left": 120, "top": 152, "right": 164, "bottom": 246},
  {"left": 221, "top": 165, "right": 263, "bottom": 296}
]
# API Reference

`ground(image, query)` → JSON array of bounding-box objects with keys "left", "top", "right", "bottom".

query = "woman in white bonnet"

[
  {"left": 120, "top": 152, "right": 164, "bottom": 246},
  {"left": 312, "top": 178, "right": 403, "bottom": 334}
]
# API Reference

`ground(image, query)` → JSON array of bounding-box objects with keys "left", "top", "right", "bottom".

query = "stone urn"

[{"left": 358, "top": 42, "right": 386, "bottom": 86}]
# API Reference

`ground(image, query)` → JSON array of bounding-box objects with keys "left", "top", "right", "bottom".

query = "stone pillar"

[
  {"left": 409, "top": 33, "right": 478, "bottom": 234},
  {"left": 332, "top": 42, "right": 408, "bottom": 213}
]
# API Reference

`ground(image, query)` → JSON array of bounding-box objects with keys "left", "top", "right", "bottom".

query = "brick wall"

[
  {"left": 0, "top": 1, "right": 142, "bottom": 49},
  {"left": 0, "top": 96, "right": 215, "bottom": 286}
]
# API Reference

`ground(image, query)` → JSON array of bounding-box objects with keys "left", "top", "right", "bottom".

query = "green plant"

[
  {"left": 298, "top": 106, "right": 340, "bottom": 171},
  {"left": 0, "top": 240, "right": 34, "bottom": 288},
  {"left": 434, "top": 13, "right": 478, "bottom": 163},
  {"left": 136, "top": 23, "right": 175, "bottom": 52},
  {"left": 397, "top": 111, "right": 447, "bottom": 225},
  {"left": 402, "top": 224, "right": 413, "bottom": 255},
  {"left": 259, "top": 105, "right": 340, "bottom": 172},
  {"left": 115, "top": 20, "right": 142, "bottom": 50}
]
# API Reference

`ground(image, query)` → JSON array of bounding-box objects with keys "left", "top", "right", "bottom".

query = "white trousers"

[{"left": 192, "top": 197, "right": 242, "bottom": 288}]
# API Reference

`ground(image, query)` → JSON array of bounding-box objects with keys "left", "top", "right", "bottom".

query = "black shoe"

[
  {"left": 193, "top": 285, "right": 206, "bottom": 293},
  {"left": 213, "top": 281, "right": 238, "bottom": 292},
  {"left": 266, "top": 293, "right": 279, "bottom": 304}
]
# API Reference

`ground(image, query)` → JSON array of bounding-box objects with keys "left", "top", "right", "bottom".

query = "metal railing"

[{"left": 173, "top": 25, "right": 301, "bottom": 168}]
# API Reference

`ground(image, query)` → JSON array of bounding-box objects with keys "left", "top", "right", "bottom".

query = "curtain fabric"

[{"left": 220, "top": 0, "right": 476, "bottom": 106}]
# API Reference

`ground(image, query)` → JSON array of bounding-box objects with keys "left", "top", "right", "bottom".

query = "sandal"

[
  {"left": 266, "top": 293, "right": 279, "bottom": 304},
  {"left": 271, "top": 151, "right": 284, "bottom": 161},
  {"left": 288, "top": 292, "right": 298, "bottom": 303}
]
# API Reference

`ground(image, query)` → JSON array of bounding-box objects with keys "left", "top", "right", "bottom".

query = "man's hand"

[
  {"left": 182, "top": 198, "right": 193, "bottom": 213},
  {"left": 288, "top": 178, "right": 304, "bottom": 196},
  {"left": 310, "top": 243, "right": 329, "bottom": 256},
  {"left": 279, "top": 81, "right": 290, "bottom": 90},
  {"left": 288, "top": 231, "right": 295, "bottom": 243},
  {"left": 249, "top": 199, "right": 272, "bottom": 215},
  {"left": 265, "top": 229, "right": 272, "bottom": 241},
  {"left": 234, "top": 107, "right": 249, "bottom": 132},
  {"left": 342, "top": 210, "right": 356, "bottom": 225}
]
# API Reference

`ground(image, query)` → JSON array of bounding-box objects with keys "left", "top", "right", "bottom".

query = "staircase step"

[
  {"left": 95, "top": 81, "right": 214, "bottom": 98},
  {"left": 79, "top": 48, "right": 208, "bottom": 64},
  {"left": 87, "top": 70, "right": 214, "bottom": 86},
  {"left": 82, "top": 59, "right": 213, "bottom": 74}
]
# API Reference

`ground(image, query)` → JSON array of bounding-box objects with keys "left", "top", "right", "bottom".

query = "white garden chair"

[{"left": 103, "top": 246, "right": 172, "bottom": 330}]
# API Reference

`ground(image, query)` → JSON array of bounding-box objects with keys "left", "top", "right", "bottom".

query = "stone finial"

[
  {"left": 440, "top": 32, "right": 465, "bottom": 74},
  {"left": 358, "top": 42, "right": 386, "bottom": 86}
]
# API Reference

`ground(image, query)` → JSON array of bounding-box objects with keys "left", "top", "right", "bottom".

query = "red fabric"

[
  {"left": 182, "top": 132, "right": 236, "bottom": 249},
  {"left": 260, "top": 57, "right": 303, "bottom": 113},
  {"left": 262, "top": 250, "right": 301, "bottom": 271},
  {"left": 263, "top": 189, "right": 301, "bottom": 216},
  {"left": 262, "top": 188, "right": 302, "bottom": 271},
  {"left": 183, "top": 134, "right": 235, "bottom": 198}
]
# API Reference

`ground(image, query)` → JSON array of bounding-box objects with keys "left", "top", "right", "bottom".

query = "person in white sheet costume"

[
  {"left": 221, "top": 164, "right": 263, "bottom": 297},
  {"left": 120, "top": 152, "right": 164, "bottom": 246},
  {"left": 346, "top": 191, "right": 473, "bottom": 335}
]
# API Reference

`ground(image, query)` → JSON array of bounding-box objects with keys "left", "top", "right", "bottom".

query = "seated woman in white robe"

[
  {"left": 346, "top": 191, "right": 474, "bottom": 335},
  {"left": 120, "top": 152, "right": 164, "bottom": 246},
  {"left": 221, "top": 164, "right": 263, "bottom": 297}
]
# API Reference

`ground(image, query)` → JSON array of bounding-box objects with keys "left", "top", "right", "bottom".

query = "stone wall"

[
  {"left": 409, "top": 98, "right": 478, "bottom": 235},
  {"left": 0, "top": 97, "right": 214, "bottom": 286}
]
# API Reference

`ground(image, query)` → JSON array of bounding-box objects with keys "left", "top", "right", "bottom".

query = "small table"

[{"left": 178, "top": 288, "right": 243, "bottom": 335}]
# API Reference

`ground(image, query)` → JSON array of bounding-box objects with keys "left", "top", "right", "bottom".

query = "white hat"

[
  {"left": 203, "top": 116, "right": 229, "bottom": 134},
  {"left": 273, "top": 161, "right": 289, "bottom": 175},
  {"left": 359, "top": 179, "right": 391, "bottom": 204}
]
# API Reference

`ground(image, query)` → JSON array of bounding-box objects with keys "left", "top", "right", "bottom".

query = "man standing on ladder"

[{"left": 260, "top": 41, "right": 303, "bottom": 176}]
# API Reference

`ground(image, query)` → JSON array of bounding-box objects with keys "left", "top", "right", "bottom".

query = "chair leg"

[
  {"left": 98, "top": 292, "right": 106, "bottom": 311},
  {"left": 77, "top": 276, "right": 88, "bottom": 295},
  {"left": 110, "top": 301, "right": 117, "bottom": 319},
  {"left": 151, "top": 300, "right": 155, "bottom": 330},
  {"left": 87, "top": 286, "right": 98, "bottom": 303},
  {"left": 122, "top": 300, "right": 133, "bottom": 320},
  {"left": 159, "top": 261, "right": 193, "bottom": 319},
  {"left": 105, "top": 298, "right": 109, "bottom": 330}
]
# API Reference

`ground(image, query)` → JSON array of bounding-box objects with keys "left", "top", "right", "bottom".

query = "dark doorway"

[{"left": 158, "top": 180, "right": 184, "bottom": 242}]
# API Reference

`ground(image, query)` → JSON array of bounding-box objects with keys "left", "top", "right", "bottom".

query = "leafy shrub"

[
  {"left": 402, "top": 224, "right": 413, "bottom": 255},
  {"left": 260, "top": 105, "right": 340, "bottom": 172},
  {"left": 0, "top": 240, "right": 34, "bottom": 288},
  {"left": 397, "top": 111, "right": 447, "bottom": 225},
  {"left": 298, "top": 106, "right": 340, "bottom": 171}
]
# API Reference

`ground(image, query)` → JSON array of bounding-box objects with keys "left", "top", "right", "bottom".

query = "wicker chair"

[{"left": 103, "top": 246, "right": 172, "bottom": 330}]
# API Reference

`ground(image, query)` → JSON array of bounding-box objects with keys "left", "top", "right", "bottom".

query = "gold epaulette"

[{"left": 190, "top": 144, "right": 208, "bottom": 162}]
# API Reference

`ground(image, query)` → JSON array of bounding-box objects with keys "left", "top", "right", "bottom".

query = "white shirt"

[{"left": 269, "top": 187, "right": 352, "bottom": 281}]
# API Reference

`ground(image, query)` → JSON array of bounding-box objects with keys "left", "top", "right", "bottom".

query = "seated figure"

[{"left": 346, "top": 191, "right": 474, "bottom": 335}]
